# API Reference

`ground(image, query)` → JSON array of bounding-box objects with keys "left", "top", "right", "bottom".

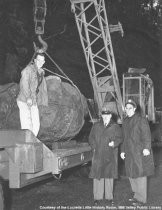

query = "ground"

[{"left": 3, "top": 146, "right": 162, "bottom": 210}]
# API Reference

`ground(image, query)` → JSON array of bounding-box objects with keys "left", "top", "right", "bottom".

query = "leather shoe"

[
  {"left": 94, "top": 200, "right": 101, "bottom": 205},
  {"left": 132, "top": 201, "right": 144, "bottom": 206},
  {"left": 128, "top": 197, "right": 145, "bottom": 206},
  {"left": 128, "top": 198, "right": 137, "bottom": 202},
  {"left": 106, "top": 199, "right": 115, "bottom": 206}
]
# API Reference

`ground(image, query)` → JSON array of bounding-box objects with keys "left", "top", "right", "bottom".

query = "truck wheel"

[{"left": 0, "top": 181, "right": 4, "bottom": 210}]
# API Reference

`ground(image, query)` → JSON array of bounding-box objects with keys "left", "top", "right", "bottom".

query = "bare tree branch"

[{"left": 44, "top": 24, "right": 67, "bottom": 40}]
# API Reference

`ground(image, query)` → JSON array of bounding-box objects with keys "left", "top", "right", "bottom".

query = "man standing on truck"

[
  {"left": 89, "top": 109, "right": 123, "bottom": 206},
  {"left": 17, "top": 53, "right": 48, "bottom": 137},
  {"left": 120, "top": 99, "right": 154, "bottom": 206}
]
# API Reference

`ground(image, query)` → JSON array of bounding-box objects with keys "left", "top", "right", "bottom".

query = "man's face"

[
  {"left": 102, "top": 114, "right": 112, "bottom": 125},
  {"left": 35, "top": 55, "right": 45, "bottom": 69},
  {"left": 125, "top": 104, "right": 136, "bottom": 117}
]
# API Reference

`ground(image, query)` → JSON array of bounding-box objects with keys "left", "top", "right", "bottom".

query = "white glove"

[
  {"left": 120, "top": 152, "right": 125, "bottom": 159},
  {"left": 143, "top": 149, "right": 150, "bottom": 156},
  {"left": 27, "top": 98, "right": 33, "bottom": 106},
  {"left": 108, "top": 141, "right": 114, "bottom": 147}
]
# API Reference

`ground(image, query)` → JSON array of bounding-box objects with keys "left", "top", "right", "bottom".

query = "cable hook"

[{"left": 33, "top": 34, "right": 48, "bottom": 53}]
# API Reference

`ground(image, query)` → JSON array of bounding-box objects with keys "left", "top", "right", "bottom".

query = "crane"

[
  {"left": 33, "top": 0, "right": 158, "bottom": 125},
  {"left": 70, "top": 0, "right": 124, "bottom": 121},
  {"left": 33, "top": 0, "right": 124, "bottom": 122}
]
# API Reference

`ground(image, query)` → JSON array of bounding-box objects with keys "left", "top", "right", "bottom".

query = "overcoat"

[
  {"left": 121, "top": 113, "right": 154, "bottom": 178},
  {"left": 89, "top": 120, "right": 123, "bottom": 179}
]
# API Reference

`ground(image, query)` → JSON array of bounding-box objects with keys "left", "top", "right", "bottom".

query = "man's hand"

[
  {"left": 143, "top": 149, "right": 150, "bottom": 156},
  {"left": 27, "top": 98, "right": 33, "bottom": 106},
  {"left": 120, "top": 152, "right": 125, "bottom": 159},
  {"left": 108, "top": 141, "right": 114, "bottom": 147}
]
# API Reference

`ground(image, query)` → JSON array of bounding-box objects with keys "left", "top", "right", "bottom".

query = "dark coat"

[
  {"left": 88, "top": 120, "right": 123, "bottom": 179},
  {"left": 121, "top": 113, "right": 154, "bottom": 178}
]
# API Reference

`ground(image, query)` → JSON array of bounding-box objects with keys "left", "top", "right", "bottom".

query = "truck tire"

[{"left": 0, "top": 181, "right": 4, "bottom": 210}]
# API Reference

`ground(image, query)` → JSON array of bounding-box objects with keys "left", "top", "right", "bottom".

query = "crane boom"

[{"left": 70, "top": 0, "right": 123, "bottom": 120}]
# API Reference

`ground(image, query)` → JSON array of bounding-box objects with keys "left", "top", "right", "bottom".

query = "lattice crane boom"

[{"left": 70, "top": 0, "right": 124, "bottom": 120}]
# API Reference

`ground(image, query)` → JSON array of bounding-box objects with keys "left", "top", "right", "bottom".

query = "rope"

[
  {"left": 33, "top": 0, "right": 84, "bottom": 112},
  {"left": 43, "top": 67, "right": 69, "bottom": 81},
  {"left": 44, "top": 51, "right": 70, "bottom": 81},
  {"left": 33, "top": 1, "right": 83, "bottom": 109},
  {"left": 44, "top": 51, "right": 85, "bottom": 110},
  {"left": 32, "top": 0, "right": 87, "bottom": 132},
  {"left": 43, "top": 52, "right": 86, "bottom": 136}
]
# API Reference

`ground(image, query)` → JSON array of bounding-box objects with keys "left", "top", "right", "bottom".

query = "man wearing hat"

[
  {"left": 88, "top": 109, "right": 123, "bottom": 206},
  {"left": 121, "top": 99, "right": 154, "bottom": 206}
]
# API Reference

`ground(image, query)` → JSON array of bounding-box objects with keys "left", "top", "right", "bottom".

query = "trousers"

[
  {"left": 93, "top": 178, "right": 114, "bottom": 200},
  {"left": 129, "top": 176, "right": 147, "bottom": 203},
  {"left": 17, "top": 100, "right": 40, "bottom": 137}
]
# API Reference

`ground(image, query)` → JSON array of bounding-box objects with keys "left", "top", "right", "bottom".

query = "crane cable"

[
  {"left": 33, "top": 0, "right": 86, "bottom": 126},
  {"left": 33, "top": 0, "right": 75, "bottom": 87},
  {"left": 44, "top": 51, "right": 86, "bottom": 130}
]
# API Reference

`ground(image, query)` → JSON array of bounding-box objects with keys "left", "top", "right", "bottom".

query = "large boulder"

[{"left": 0, "top": 76, "right": 88, "bottom": 141}]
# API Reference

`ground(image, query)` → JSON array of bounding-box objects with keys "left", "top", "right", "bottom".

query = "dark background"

[{"left": 0, "top": 0, "right": 162, "bottom": 106}]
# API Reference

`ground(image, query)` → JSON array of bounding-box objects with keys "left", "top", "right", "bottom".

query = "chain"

[{"left": 34, "top": 0, "right": 47, "bottom": 35}]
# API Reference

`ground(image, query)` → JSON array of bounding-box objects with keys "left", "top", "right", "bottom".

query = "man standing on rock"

[
  {"left": 17, "top": 53, "right": 48, "bottom": 137},
  {"left": 121, "top": 99, "right": 154, "bottom": 206}
]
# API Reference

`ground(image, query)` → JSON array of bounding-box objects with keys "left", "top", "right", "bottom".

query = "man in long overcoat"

[
  {"left": 89, "top": 110, "right": 123, "bottom": 205},
  {"left": 121, "top": 99, "right": 154, "bottom": 206}
]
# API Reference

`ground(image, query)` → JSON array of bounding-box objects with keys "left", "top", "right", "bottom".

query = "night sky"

[{"left": 0, "top": 0, "right": 161, "bottom": 107}]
